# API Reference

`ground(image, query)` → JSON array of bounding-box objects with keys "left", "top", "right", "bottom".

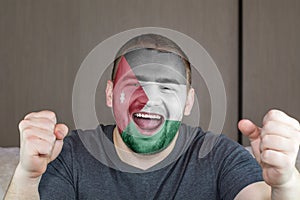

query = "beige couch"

[
  {"left": 0, "top": 147, "right": 19, "bottom": 199},
  {"left": 0, "top": 147, "right": 299, "bottom": 199}
]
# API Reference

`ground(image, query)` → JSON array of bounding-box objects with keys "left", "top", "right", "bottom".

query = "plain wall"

[
  {"left": 0, "top": 0, "right": 239, "bottom": 147},
  {"left": 242, "top": 0, "right": 300, "bottom": 145}
]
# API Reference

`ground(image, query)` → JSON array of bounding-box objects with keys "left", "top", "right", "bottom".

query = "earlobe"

[
  {"left": 184, "top": 88, "right": 195, "bottom": 116},
  {"left": 106, "top": 80, "right": 113, "bottom": 107}
]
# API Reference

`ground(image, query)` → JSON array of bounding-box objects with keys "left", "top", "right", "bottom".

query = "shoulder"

[
  {"left": 199, "top": 131, "right": 253, "bottom": 164},
  {"left": 181, "top": 124, "right": 245, "bottom": 158},
  {"left": 180, "top": 124, "right": 258, "bottom": 169},
  {"left": 186, "top": 127, "right": 264, "bottom": 199},
  {"left": 64, "top": 124, "right": 115, "bottom": 144},
  {"left": 60, "top": 124, "right": 115, "bottom": 157}
]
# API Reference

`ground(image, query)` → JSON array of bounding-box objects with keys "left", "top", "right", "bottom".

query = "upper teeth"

[{"left": 134, "top": 113, "right": 161, "bottom": 120}]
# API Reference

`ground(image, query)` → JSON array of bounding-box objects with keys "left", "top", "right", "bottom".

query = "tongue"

[{"left": 133, "top": 117, "right": 162, "bottom": 131}]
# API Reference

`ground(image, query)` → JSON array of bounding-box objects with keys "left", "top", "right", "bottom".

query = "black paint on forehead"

[{"left": 123, "top": 48, "right": 187, "bottom": 85}]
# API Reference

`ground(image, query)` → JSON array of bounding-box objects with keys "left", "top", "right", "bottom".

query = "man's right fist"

[{"left": 17, "top": 110, "right": 68, "bottom": 179}]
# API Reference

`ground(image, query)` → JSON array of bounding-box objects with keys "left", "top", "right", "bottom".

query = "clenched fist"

[
  {"left": 239, "top": 109, "right": 300, "bottom": 188},
  {"left": 17, "top": 110, "right": 68, "bottom": 179}
]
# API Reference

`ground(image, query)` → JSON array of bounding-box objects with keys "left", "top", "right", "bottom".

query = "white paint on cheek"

[
  {"left": 140, "top": 82, "right": 187, "bottom": 121},
  {"left": 120, "top": 91, "right": 125, "bottom": 104}
]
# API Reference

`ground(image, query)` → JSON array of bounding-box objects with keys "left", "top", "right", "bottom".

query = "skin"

[
  {"left": 5, "top": 111, "right": 68, "bottom": 199},
  {"left": 236, "top": 110, "right": 300, "bottom": 200}
]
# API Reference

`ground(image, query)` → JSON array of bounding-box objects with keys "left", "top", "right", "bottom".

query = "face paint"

[
  {"left": 112, "top": 49, "right": 188, "bottom": 154},
  {"left": 121, "top": 120, "right": 181, "bottom": 153}
]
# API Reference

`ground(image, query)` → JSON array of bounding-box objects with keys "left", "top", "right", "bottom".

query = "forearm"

[
  {"left": 271, "top": 169, "right": 300, "bottom": 200},
  {"left": 4, "top": 164, "right": 41, "bottom": 200}
]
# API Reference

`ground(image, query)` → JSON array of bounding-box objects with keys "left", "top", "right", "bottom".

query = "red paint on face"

[{"left": 113, "top": 56, "right": 149, "bottom": 133}]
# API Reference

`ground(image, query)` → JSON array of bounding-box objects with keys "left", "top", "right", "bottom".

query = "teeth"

[{"left": 134, "top": 113, "right": 161, "bottom": 120}]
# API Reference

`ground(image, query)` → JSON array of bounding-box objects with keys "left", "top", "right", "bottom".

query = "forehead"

[{"left": 122, "top": 48, "right": 187, "bottom": 84}]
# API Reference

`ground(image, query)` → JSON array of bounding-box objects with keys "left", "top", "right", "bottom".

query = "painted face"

[{"left": 112, "top": 48, "right": 188, "bottom": 154}]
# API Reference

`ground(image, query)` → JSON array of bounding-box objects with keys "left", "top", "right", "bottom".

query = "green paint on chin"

[{"left": 121, "top": 120, "right": 181, "bottom": 154}]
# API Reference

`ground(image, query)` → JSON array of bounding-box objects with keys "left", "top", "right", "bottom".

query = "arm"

[
  {"left": 236, "top": 109, "right": 300, "bottom": 200},
  {"left": 4, "top": 111, "right": 68, "bottom": 200}
]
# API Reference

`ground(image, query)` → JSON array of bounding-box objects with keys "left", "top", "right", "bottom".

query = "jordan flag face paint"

[{"left": 112, "top": 48, "right": 188, "bottom": 154}]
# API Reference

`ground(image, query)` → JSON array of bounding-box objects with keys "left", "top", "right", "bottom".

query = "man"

[{"left": 5, "top": 34, "right": 300, "bottom": 199}]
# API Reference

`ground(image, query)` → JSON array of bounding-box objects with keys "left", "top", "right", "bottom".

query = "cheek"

[
  {"left": 113, "top": 85, "right": 148, "bottom": 112},
  {"left": 113, "top": 82, "right": 131, "bottom": 102},
  {"left": 161, "top": 92, "right": 187, "bottom": 117},
  {"left": 112, "top": 86, "right": 135, "bottom": 131},
  {"left": 112, "top": 85, "right": 149, "bottom": 132},
  {"left": 112, "top": 84, "right": 131, "bottom": 120}
]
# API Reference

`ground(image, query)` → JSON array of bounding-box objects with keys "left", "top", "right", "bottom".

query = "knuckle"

[
  {"left": 42, "top": 118, "right": 56, "bottom": 129},
  {"left": 22, "top": 127, "right": 33, "bottom": 137},
  {"left": 261, "top": 150, "right": 268, "bottom": 161},
  {"left": 263, "top": 120, "right": 274, "bottom": 131},
  {"left": 18, "top": 119, "right": 29, "bottom": 130},
  {"left": 262, "top": 149, "right": 273, "bottom": 159},
  {"left": 268, "top": 109, "right": 279, "bottom": 116},
  {"left": 50, "top": 134, "right": 56, "bottom": 144},
  {"left": 45, "top": 143, "right": 53, "bottom": 155},
  {"left": 290, "top": 141, "right": 299, "bottom": 152},
  {"left": 261, "top": 135, "right": 269, "bottom": 144},
  {"left": 266, "top": 109, "right": 281, "bottom": 120},
  {"left": 42, "top": 110, "right": 56, "bottom": 120},
  {"left": 293, "top": 119, "right": 300, "bottom": 130},
  {"left": 24, "top": 112, "right": 36, "bottom": 120},
  {"left": 45, "top": 110, "right": 56, "bottom": 119}
]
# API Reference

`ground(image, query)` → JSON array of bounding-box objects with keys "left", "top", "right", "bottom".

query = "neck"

[{"left": 113, "top": 127, "right": 178, "bottom": 170}]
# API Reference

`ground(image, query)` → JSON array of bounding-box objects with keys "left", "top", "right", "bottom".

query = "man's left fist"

[{"left": 239, "top": 109, "right": 300, "bottom": 187}]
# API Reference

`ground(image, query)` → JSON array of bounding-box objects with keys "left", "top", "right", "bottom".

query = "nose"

[
  {"left": 143, "top": 85, "right": 163, "bottom": 107},
  {"left": 146, "top": 98, "right": 163, "bottom": 107}
]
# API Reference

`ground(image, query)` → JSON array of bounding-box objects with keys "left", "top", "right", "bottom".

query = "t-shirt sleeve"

[
  {"left": 38, "top": 133, "right": 77, "bottom": 199},
  {"left": 214, "top": 135, "right": 263, "bottom": 200}
]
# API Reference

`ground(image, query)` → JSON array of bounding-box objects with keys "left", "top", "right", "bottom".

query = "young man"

[{"left": 5, "top": 34, "right": 300, "bottom": 199}]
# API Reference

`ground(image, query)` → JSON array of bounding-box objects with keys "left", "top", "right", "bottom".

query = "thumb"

[
  {"left": 54, "top": 123, "right": 69, "bottom": 140},
  {"left": 49, "top": 123, "right": 68, "bottom": 162},
  {"left": 238, "top": 119, "right": 262, "bottom": 163},
  {"left": 238, "top": 119, "right": 261, "bottom": 142}
]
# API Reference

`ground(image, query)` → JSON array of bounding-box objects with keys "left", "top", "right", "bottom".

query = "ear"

[
  {"left": 106, "top": 80, "right": 114, "bottom": 107},
  {"left": 184, "top": 88, "right": 195, "bottom": 116}
]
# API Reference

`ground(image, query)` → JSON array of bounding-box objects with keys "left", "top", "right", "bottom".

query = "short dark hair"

[{"left": 111, "top": 34, "right": 191, "bottom": 86}]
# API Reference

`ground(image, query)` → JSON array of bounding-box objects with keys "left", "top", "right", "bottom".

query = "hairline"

[{"left": 111, "top": 34, "right": 192, "bottom": 87}]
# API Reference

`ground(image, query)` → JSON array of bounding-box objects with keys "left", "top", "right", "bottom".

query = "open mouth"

[{"left": 132, "top": 112, "right": 164, "bottom": 135}]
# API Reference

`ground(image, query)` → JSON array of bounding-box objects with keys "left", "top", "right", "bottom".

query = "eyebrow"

[{"left": 135, "top": 75, "right": 181, "bottom": 85}]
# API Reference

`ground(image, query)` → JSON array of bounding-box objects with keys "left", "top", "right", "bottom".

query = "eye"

[
  {"left": 127, "top": 82, "right": 140, "bottom": 87},
  {"left": 162, "top": 86, "right": 171, "bottom": 90},
  {"left": 160, "top": 85, "right": 175, "bottom": 93}
]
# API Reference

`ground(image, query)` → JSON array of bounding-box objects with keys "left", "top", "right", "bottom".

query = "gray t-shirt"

[{"left": 39, "top": 124, "right": 263, "bottom": 200}]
